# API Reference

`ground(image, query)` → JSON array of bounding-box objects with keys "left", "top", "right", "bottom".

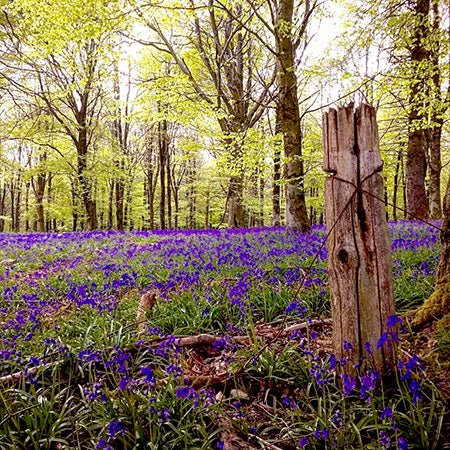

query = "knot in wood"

[{"left": 338, "top": 249, "right": 348, "bottom": 264}]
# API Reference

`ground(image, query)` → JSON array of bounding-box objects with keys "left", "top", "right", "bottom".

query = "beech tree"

[
  {"left": 272, "top": 0, "right": 316, "bottom": 231},
  {"left": 0, "top": 0, "right": 122, "bottom": 230},
  {"left": 132, "top": 0, "right": 276, "bottom": 227}
]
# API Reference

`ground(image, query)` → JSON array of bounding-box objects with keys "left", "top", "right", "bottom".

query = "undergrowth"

[{"left": 0, "top": 222, "right": 447, "bottom": 449}]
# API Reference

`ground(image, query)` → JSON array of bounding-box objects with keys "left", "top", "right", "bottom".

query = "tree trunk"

[
  {"left": 275, "top": 0, "right": 310, "bottom": 232},
  {"left": 158, "top": 119, "right": 167, "bottom": 230},
  {"left": 272, "top": 143, "right": 281, "bottom": 226},
  {"left": 189, "top": 159, "right": 197, "bottom": 229},
  {"left": 167, "top": 150, "right": 172, "bottom": 229},
  {"left": 76, "top": 135, "right": 98, "bottom": 231},
  {"left": 0, "top": 182, "right": 6, "bottom": 232},
  {"left": 392, "top": 149, "right": 403, "bottom": 221},
  {"left": 108, "top": 179, "right": 114, "bottom": 229},
  {"left": 46, "top": 175, "right": 52, "bottom": 232},
  {"left": 259, "top": 172, "right": 265, "bottom": 226},
  {"left": 227, "top": 175, "right": 244, "bottom": 228},
  {"left": 32, "top": 153, "right": 47, "bottom": 233},
  {"left": 115, "top": 160, "right": 125, "bottom": 230},
  {"left": 406, "top": 0, "right": 430, "bottom": 221},
  {"left": 25, "top": 181, "right": 30, "bottom": 231},
  {"left": 413, "top": 170, "right": 450, "bottom": 328},
  {"left": 425, "top": 0, "right": 444, "bottom": 220},
  {"left": 427, "top": 125, "right": 442, "bottom": 219},
  {"left": 147, "top": 172, "right": 156, "bottom": 230},
  {"left": 204, "top": 190, "right": 210, "bottom": 228}
]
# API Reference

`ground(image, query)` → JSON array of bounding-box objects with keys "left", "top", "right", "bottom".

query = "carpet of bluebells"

[{"left": 0, "top": 221, "right": 447, "bottom": 449}]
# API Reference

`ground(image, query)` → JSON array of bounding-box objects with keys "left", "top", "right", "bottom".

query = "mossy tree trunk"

[{"left": 413, "top": 172, "right": 450, "bottom": 328}]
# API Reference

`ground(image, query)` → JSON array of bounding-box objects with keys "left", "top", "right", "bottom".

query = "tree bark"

[
  {"left": 392, "top": 149, "right": 403, "bottom": 221},
  {"left": 275, "top": 0, "right": 310, "bottom": 232},
  {"left": 0, "top": 182, "right": 5, "bottom": 232},
  {"left": 413, "top": 170, "right": 450, "bottom": 328},
  {"left": 425, "top": 0, "right": 444, "bottom": 220},
  {"left": 227, "top": 174, "right": 244, "bottom": 228},
  {"left": 406, "top": 0, "right": 430, "bottom": 221},
  {"left": 115, "top": 160, "right": 125, "bottom": 230},
  {"left": 189, "top": 159, "right": 197, "bottom": 229},
  {"left": 158, "top": 119, "right": 168, "bottom": 230}
]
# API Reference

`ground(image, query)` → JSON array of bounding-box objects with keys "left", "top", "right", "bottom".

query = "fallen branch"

[{"left": 284, "top": 318, "right": 332, "bottom": 334}]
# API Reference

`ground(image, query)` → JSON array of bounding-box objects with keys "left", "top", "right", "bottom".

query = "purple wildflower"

[
  {"left": 398, "top": 436, "right": 408, "bottom": 450},
  {"left": 298, "top": 436, "right": 309, "bottom": 448},
  {"left": 341, "top": 372, "right": 356, "bottom": 396},
  {"left": 107, "top": 419, "right": 126, "bottom": 440},
  {"left": 380, "top": 406, "right": 393, "bottom": 421},
  {"left": 387, "top": 314, "right": 403, "bottom": 328}
]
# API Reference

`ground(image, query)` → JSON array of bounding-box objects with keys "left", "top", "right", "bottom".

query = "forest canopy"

[{"left": 0, "top": 0, "right": 448, "bottom": 232}]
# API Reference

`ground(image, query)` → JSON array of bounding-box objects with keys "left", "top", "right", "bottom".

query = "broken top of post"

[{"left": 323, "top": 103, "right": 396, "bottom": 374}]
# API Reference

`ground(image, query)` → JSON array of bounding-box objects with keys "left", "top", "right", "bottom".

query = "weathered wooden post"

[{"left": 323, "top": 103, "right": 396, "bottom": 373}]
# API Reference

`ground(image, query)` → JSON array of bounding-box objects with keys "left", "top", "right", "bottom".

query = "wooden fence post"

[{"left": 323, "top": 103, "right": 396, "bottom": 374}]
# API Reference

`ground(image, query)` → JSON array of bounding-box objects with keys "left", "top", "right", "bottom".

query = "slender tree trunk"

[
  {"left": 406, "top": 0, "right": 430, "bottom": 221},
  {"left": 392, "top": 149, "right": 403, "bottom": 221},
  {"left": 9, "top": 182, "right": 15, "bottom": 232},
  {"left": 46, "top": 175, "right": 52, "bottom": 232},
  {"left": 275, "top": 0, "right": 310, "bottom": 232},
  {"left": 159, "top": 119, "right": 167, "bottom": 230},
  {"left": 173, "top": 187, "right": 180, "bottom": 229},
  {"left": 108, "top": 179, "right": 114, "bottom": 229},
  {"left": 427, "top": 126, "right": 442, "bottom": 219},
  {"left": 147, "top": 171, "right": 156, "bottom": 230},
  {"left": 13, "top": 173, "right": 22, "bottom": 232},
  {"left": 259, "top": 172, "right": 265, "bottom": 226},
  {"left": 272, "top": 140, "right": 281, "bottom": 226},
  {"left": 25, "top": 181, "right": 30, "bottom": 231},
  {"left": 401, "top": 155, "right": 407, "bottom": 219},
  {"left": 125, "top": 178, "right": 134, "bottom": 230},
  {"left": 115, "top": 160, "right": 125, "bottom": 230},
  {"left": 189, "top": 159, "right": 197, "bottom": 229},
  {"left": 204, "top": 190, "right": 210, "bottom": 228},
  {"left": 0, "top": 182, "right": 5, "bottom": 232},
  {"left": 425, "top": 0, "right": 444, "bottom": 220},
  {"left": 167, "top": 150, "right": 172, "bottom": 229},
  {"left": 33, "top": 155, "right": 47, "bottom": 233}
]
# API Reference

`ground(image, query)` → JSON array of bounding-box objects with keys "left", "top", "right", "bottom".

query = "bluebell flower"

[
  {"left": 380, "top": 430, "right": 391, "bottom": 447},
  {"left": 398, "top": 436, "right": 408, "bottom": 450},
  {"left": 298, "top": 436, "right": 309, "bottom": 447},
  {"left": 380, "top": 406, "right": 393, "bottom": 421},
  {"left": 176, "top": 386, "right": 195, "bottom": 400},
  {"left": 107, "top": 419, "right": 126, "bottom": 440},
  {"left": 364, "top": 341, "right": 373, "bottom": 355},
  {"left": 141, "top": 366, "right": 154, "bottom": 383},
  {"left": 118, "top": 376, "right": 130, "bottom": 391},
  {"left": 96, "top": 438, "right": 113, "bottom": 450},
  {"left": 408, "top": 379, "right": 421, "bottom": 403},
  {"left": 314, "top": 427, "right": 329, "bottom": 440},
  {"left": 341, "top": 372, "right": 356, "bottom": 396},
  {"left": 387, "top": 314, "right": 402, "bottom": 328},
  {"left": 343, "top": 340, "right": 353, "bottom": 350}
]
